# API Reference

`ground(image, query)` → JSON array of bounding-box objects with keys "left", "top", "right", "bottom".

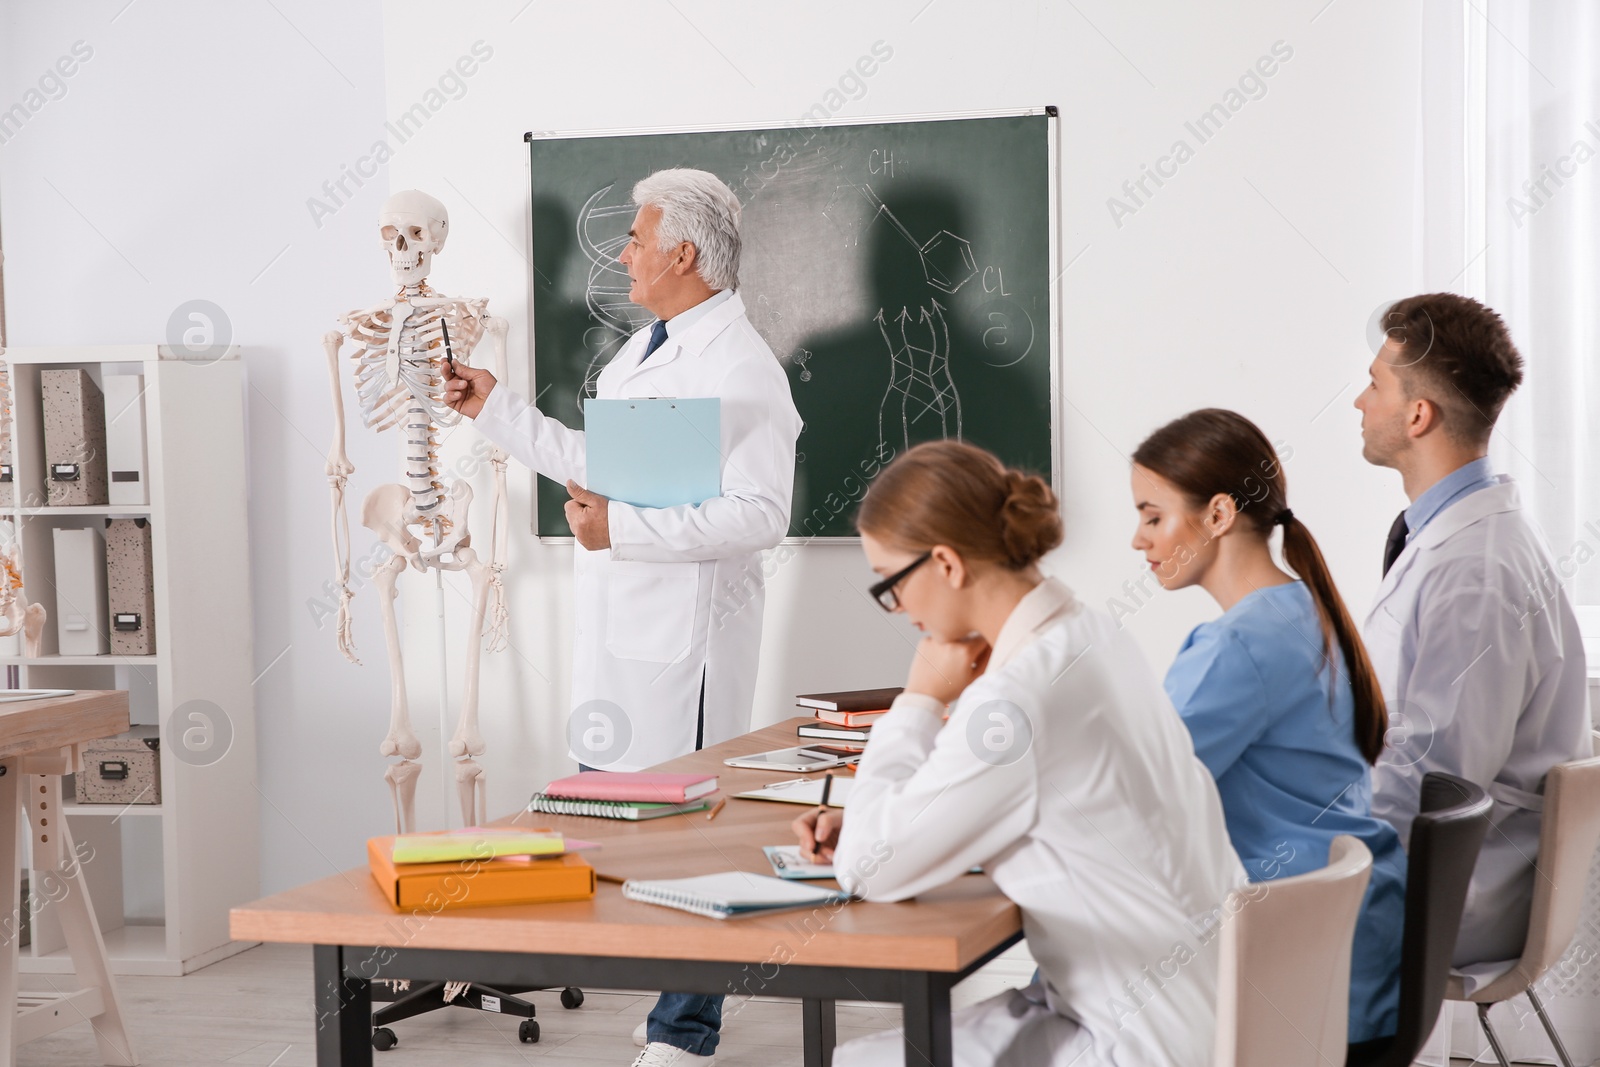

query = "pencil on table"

[{"left": 706, "top": 796, "right": 728, "bottom": 821}]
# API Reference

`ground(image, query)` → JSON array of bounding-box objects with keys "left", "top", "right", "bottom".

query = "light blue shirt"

[
  {"left": 661, "top": 288, "right": 732, "bottom": 339},
  {"left": 1165, "top": 581, "right": 1406, "bottom": 1043},
  {"left": 1405, "top": 456, "right": 1495, "bottom": 543}
]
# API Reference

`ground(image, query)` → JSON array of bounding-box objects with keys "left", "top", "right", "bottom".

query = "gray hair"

[{"left": 631, "top": 168, "right": 742, "bottom": 291}]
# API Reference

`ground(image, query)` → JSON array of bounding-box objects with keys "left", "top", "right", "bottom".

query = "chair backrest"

[
  {"left": 1214, "top": 835, "right": 1373, "bottom": 1067},
  {"left": 1382, "top": 772, "right": 1492, "bottom": 1062},
  {"left": 1511, "top": 731, "right": 1600, "bottom": 986}
]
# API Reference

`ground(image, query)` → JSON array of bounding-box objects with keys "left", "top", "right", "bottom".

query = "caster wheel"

[
  {"left": 372, "top": 1027, "right": 398, "bottom": 1052},
  {"left": 560, "top": 987, "right": 584, "bottom": 1009},
  {"left": 519, "top": 1018, "right": 541, "bottom": 1043}
]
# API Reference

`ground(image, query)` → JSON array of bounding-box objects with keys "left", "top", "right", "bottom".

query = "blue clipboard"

[{"left": 584, "top": 397, "right": 721, "bottom": 509}]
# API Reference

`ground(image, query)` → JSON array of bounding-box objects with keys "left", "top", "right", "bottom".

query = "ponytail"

[
  {"left": 1133, "top": 409, "right": 1389, "bottom": 765},
  {"left": 1279, "top": 516, "right": 1389, "bottom": 764}
]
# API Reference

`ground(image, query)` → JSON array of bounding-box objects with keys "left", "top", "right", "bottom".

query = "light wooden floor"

[{"left": 17, "top": 940, "right": 1039, "bottom": 1066}]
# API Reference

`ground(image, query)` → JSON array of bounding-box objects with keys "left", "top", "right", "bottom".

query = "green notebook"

[{"left": 527, "top": 792, "right": 710, "bottom": 821}]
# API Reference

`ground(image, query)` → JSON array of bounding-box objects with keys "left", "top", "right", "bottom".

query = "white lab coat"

[
  {"left": 832, "top": 578, "right": 1246, "bottom": 1067},
  {"left": 472, "top": 291, "right": 802, "bottom": 771},
  {"left": 1366, "top": 477, "right": 1593, "bottom": 970}
]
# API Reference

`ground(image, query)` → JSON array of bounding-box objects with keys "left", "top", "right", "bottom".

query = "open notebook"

[{"left": 622, "top": 871, "right": 850, "bottom": 920}]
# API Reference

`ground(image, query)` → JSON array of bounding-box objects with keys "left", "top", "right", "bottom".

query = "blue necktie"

[{"left": 640, "top": 320, "right": 668, "bottom": 362}]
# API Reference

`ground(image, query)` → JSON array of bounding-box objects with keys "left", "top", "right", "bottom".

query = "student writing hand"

[
  {"left": 442, "top": 359, "right": 496, "bottom": 419},
  {"left": 905, "top": 633, "right": 992, "bottom": 706},
  {"left": 793, "top": 806, "right": 844, "bottom": 864}
]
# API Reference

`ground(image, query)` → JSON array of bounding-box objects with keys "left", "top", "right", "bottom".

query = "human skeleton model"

[
  {"left": 0, "top": 357, "right": 46, "bottom": 657},
  {"left": 323, "top": 190, "right": 511, "bottom": 834}
]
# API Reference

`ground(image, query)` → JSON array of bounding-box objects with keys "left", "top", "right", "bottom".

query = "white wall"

[{"left": 2, "top": 0, "right": 1423, "bottom": 896}]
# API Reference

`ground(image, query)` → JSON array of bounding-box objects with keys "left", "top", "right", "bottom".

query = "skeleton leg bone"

[
  {"left": 384, "top": 759, "right": 423, "bottom": 837},
  {"left": 446, "top": 544, "right": 491, "bottom": 761},
  {"left": 454, "top": 758, "right": 486, "bottom": 828},
  {"left": 371, "top": 551, "right": 422, "bottom": 761}
]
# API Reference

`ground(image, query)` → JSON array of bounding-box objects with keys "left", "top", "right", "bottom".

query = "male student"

[
  {"left": 445, "top": 168, "right": 802, "bottom": 1067},
  {"left": 1354, "top": 293, "right": 1591, "bottom": 979}
]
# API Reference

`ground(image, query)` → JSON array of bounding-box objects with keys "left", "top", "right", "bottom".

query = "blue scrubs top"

[{"left": 1165, "top": 581, "right": 1406, "bottom": 1043}]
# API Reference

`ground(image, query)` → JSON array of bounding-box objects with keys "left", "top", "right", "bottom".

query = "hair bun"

[{"left": 999, "top": 471, "right": 1063, "bottom": 568}]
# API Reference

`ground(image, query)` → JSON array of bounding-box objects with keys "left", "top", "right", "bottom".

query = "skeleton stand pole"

[{"left": 434, "top": 545, "right": 451, "bottom": 830}]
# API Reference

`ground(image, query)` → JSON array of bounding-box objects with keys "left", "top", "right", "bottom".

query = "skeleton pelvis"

[{"left": 361, "top": 481, "right": 475, "bottom": 571}]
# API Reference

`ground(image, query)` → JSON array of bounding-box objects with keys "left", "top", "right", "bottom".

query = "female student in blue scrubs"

[{"left": 1129, "top": 408, "right": 1406, "bottom": 1044}]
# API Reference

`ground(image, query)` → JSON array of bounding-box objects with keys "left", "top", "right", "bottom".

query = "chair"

[
  {"left": 1346, "top": 772, "right": 1492, "bottom": 1067},
  {"left": 1214, "top": 834, "right": 1373, "bottom": 1067},
  {"left": 1445, "top": 733, "right": 1600, "bottom": 1067}
]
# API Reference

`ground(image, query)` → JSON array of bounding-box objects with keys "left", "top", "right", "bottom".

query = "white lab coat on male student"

[
  {"left": 472, "top": 291, "right": 801, "bottom": 771},
  {"left": 1365, "top": 477, "right": 1592, "bottom": 973},
  {"left": 832, "top": 578, "right": 1246, "bottom": 1067}
]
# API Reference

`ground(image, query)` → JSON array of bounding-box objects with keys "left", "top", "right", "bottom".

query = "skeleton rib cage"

[{"left": 343, "top": 293, "right": 485, "bottom": 533}]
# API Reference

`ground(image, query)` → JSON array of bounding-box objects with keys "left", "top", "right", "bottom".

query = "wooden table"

[
  {"left": 0, "top": 689, "right": 136, "bottom": 1066},
  {"left": 232, "top": 718, "right": 1023, "bottom": 1066}
]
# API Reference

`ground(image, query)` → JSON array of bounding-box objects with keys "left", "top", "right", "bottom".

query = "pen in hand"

[{"left": 819, "top": 772, "right": 834, "bottom": 810}]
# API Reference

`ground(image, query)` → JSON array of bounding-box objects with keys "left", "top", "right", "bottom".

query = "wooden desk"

[
  {"left": 0, "top": 689, "right": 136, "bottom": 1066},
  {"left": 232, "top": 717, "right": 1023, "bottom": 1066}
]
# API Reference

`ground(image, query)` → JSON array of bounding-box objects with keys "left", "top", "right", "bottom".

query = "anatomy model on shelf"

[
  {"left": 0, "top": 357, "right": 46, "bottom": 659},
  {"left": 323, "top": 190, "right": 511, "bottom": 834}
]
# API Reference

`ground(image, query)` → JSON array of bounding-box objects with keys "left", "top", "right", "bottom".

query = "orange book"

[
  {"left": 367, "top": 835, "right": 595, "bottom": 912},
  {"left": 812, "top": 708, "right": 888, "bottom": 727}
]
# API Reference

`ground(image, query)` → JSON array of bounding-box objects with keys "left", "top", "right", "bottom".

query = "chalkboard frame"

[{"left": 522, "top": 107, "right": 1062, "bottom": 543}]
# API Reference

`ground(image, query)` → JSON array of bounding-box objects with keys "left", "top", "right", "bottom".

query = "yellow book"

[
  {"left": 391, "top": 829, "right": 565, "bottom": 864},
  {"left": 367, "top": 835, "right": 595, "bottom": 912}
]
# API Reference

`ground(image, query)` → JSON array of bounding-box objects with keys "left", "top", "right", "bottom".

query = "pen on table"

[{"left": 705, "top": 796, "right": 727, "bottom": 821}]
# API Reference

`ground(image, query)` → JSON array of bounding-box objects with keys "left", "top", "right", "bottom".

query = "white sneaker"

[
  {"left": 633, "top": 1020, "right": 649, "bottom": 1047},
  {"left": 630, "top": 1042, "right": 715, "bottom": 1066}
]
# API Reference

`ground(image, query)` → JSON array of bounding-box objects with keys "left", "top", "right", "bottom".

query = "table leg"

[
  {"left": 0, "top": 762, "right": 18, "bottom": 1067},
  {"left": 314, "top": 945, "right": 372, "bottom": 1067},
  {"left": 46, "top": 803, "right": 136, "bottom": 1065},
  {"left": 802, "top": 996, "right": 836, "bottom": 1067},
  {"left": 901, "top": 971, "right": 952, "bottom": 1067}
]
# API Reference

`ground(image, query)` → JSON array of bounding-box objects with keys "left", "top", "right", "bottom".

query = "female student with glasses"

[
  {"left": 795, "top": 439, "right": 1246, "bottom": 1067},
  {"left": 1129, "top": 408, "right": 1405, "bottom": 1046}
]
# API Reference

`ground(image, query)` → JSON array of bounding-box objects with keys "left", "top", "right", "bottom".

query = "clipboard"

[{"left": 584, "top": 397, "right": 721, "bottom": 509}]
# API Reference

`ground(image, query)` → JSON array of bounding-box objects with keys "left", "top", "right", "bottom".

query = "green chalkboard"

[{"left": 528, "top": 112, "right": 1055, "bottom": 537}]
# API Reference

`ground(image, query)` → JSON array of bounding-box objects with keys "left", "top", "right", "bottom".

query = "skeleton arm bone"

[
  {"left": 481, "top": 316, "right": 511, "bottom": 652},
  {"left": 324, "top": 328, "right": 360, "bottom": 664}
]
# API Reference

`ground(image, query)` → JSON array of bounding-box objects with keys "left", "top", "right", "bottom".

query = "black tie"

[
  {"left": 1382, "top": 511, "right": 1409, "bottom": 577},
  {"left": 640, "top": 320, "right": 668, "bottom": 362}
]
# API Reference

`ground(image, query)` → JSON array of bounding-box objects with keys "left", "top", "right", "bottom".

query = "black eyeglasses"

[{"left": 868, "top": 551, "right": 932, "bottom": 612}]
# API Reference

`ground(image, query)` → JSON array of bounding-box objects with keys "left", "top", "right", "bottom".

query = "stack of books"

[
  {"left": 368, "top": 828, "right": 596, "bottom": 911},
  {"left": 528, "top": 770, "right": 719, "bottom": 821},
  {"left": 794, "top": 686, "right": 903, "bottom": 751}
]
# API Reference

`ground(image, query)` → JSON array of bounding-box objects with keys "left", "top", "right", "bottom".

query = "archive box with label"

[
  {"left": 41, "top": 369, "right": 109, "bottom": 506},
  {"left": 53, "top": 526, "right": 109, "bottom": 655},
  {"left": 105, "top": 518, "right": 156, "bottom": 655},
  {"left": 103, "top": 375, "right": 149, "bottom": 506},
  {"left": 78, "top": 725, "right": 161, "bottom": 805}
]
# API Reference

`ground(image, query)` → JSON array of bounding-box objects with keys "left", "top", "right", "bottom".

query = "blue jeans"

[
  {"left": 585, "top": 674, "right": 720, "bottom": 1053},
  {"left": 648, "top": 992, "right": 723, "bottom": 1055}
]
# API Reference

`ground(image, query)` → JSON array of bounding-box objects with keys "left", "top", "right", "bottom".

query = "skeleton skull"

[{"left": 379, "top": 190, "right": 449, "bottom": 288}]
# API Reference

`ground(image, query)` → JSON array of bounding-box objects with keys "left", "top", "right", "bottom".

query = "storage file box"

[
  {"left": 103, "top": 375, "right": 149, "bottom": 506},
  {"left": 77, "top": 725, "right": 161, "bottom": 805},
  {"left": 105, "top": 518, "right": 156, "bottom": 655},
  {"left": 53, "top": 526, "right": 109, "bottom": 655},
  {"left": 42, "top": 369, "right": 109, "bottom": 506}
]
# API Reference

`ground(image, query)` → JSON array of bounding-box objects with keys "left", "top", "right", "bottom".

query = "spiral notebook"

[
  {"left": 622, "top": 871, "right": 850, "bottom": 920},
  {"left": 527, "top": 793, "right": 711, "bottom": 821}
]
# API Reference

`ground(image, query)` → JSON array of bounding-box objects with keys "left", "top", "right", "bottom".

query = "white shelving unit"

[{"left": 3, "top": 344, "right": 258, "bottom": 977}]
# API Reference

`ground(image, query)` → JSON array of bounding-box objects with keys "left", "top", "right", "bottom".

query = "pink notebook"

[{"left": 544, "top": 771, "right": 719, "bottom": 804}]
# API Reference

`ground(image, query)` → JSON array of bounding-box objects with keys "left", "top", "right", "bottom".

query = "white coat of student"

[
  {"left": 445, "top": 169, "right": 802, "bottom": 774},
  {"left": 795, "top": 440, "right": 1246, "bottom": 1067},
  {"left": 1353, "top": 293, "right": 1591, "bottom": 979}
]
